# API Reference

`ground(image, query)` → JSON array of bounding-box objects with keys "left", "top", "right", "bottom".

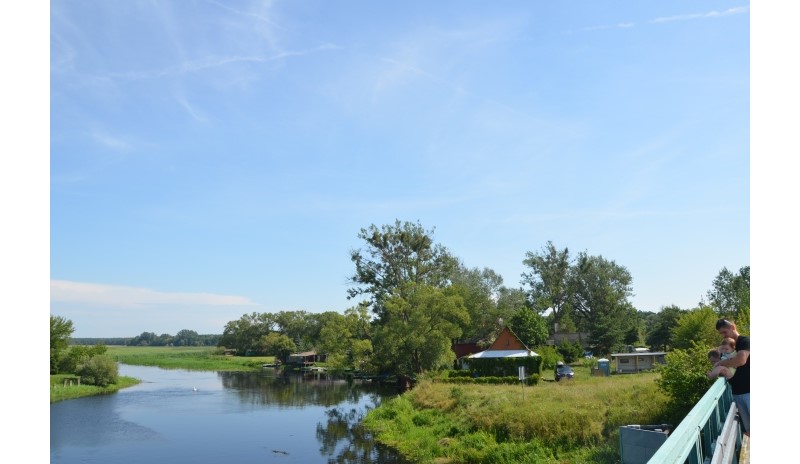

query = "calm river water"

[{"left": 50, "top": 364, "right": 410, "bottom": 464}]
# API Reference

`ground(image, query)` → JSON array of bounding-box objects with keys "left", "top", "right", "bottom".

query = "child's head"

[
  {"left": 708, "top": 349, "right": 721, "bottom": 363},
  {"left": 719, "top": 338, "right": 736, "bottom": 354}
]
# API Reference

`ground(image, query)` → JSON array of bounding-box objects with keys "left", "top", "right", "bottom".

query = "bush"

[
  {"left": 557, "top": 340, "right": 584, "bottom": 364},
  {"left": 446, "top": 377, "right": 475, "bottom": 384},
  {"left": 533, "top": 345, "right": 560, "bottom": 370},
  {"left": 59, "top": 345, "right": 108, "bottom": 374},
  {"left": 655, "top": 345, "right": 714, "bottom": 414},
  {"left": 446, "top": 369, "right": 473, "bottom": 378},
  {"left": 77, "top": 355, "right": 119, "bottom": 387},
  {"left": 469, "top": 356, "right": 542, "bottom": 377}
]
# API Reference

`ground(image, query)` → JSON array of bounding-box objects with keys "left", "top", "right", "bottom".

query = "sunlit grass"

[
  {"left": 364, "top": 371, "right": 670, "bottom": 464},
  {"left": 50, "top": 374, "right": 141, "bottom": 403},
  {"left": 105, "top": 345, "right": 275, "bottom": 371}
]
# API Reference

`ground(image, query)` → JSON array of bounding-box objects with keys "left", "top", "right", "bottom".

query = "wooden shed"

[{"left": 287, "top": 351, "right": 325, "bottom": 367}]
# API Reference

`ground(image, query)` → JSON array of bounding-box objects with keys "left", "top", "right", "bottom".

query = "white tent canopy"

[{"left": 467, "top": 349, "right": 538, "bottom": 359}]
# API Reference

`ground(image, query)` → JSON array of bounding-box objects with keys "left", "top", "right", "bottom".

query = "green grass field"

[
  {"left": 363, "top": 368, "right": 671, "bottom": 464},
  {"left": 105, "top": 345, "right": 276, "bottom": 371}
]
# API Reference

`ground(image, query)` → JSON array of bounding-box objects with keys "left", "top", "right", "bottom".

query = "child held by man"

[{"left": 707, "top": 337, "right": 737, "bottom": 380}]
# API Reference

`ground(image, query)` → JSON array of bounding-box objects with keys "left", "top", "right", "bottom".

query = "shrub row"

[{"left": 468, "top": 356, "right": 543, "bottom": 377}]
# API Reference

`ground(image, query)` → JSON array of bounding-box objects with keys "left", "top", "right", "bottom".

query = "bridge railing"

[{"left": 647, "top": 378, "right": 741, "bottom": 464}]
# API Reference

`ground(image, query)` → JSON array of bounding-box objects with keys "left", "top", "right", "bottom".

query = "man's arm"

[{"left": 716, "top": 349, "right": 749, "bottom": 368}]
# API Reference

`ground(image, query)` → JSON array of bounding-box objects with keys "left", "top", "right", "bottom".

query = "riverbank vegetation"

[
  {"left": 105, "top": 345, "right": 276, "bottom": 371},
  {"left": 363, "top": 371, "right": 670, "bottom": 464},
  {"left": 51, "top": 315, "right": 122, "bottom": 399},
  {"left": 50, "top": 374, "right": 140, "bottom": 403}
]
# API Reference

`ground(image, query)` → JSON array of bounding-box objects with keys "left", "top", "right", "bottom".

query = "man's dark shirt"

[{"left": 728, "top": 335, "right": 750, "bottom": 395}]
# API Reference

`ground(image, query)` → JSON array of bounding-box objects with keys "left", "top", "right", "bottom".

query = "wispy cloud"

[
  {"left": 582, "top": 22, "right": 635, "bottom": 32},
  {"left": 174, "top": 95, "right": 207, "bottom": 123},
  {"left": 50, "top": 32, "right": 77, "bottom": 74},
  {"left": 205, "top": 0, "right": 281, "bottom": 29},
  {"left": 107, "top": 44, "right": 339, "bottom": 81},
  {"left": 576, "top": 6, "right": 749, "bottom": 33},
  {"left": 90, "top": 131, "right": 131, "bottom": 151},
  {"left": 51, "top": 280, "right": 258, "bottom": 307},
  {"left": 651, "top": 6, "right": 749, "bottom": 24}
]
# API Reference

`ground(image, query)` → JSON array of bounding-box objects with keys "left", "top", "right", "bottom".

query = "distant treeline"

[
  {"left": 71, "top": 337, "right": 131, "bottom": 346},
  {"left": 71, "top": 330, "right": 221, "bottom": 347}
]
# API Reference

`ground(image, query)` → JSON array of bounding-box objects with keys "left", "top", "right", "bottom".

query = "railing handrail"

[
  {"left": 647, "top": 378, "right": 736, "bottom": 463},
  {"left": 710, "top": 403, "right": 740, "bottom": 464}
]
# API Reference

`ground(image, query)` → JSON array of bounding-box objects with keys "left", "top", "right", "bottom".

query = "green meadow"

[
  {"left": 363, "top": 367, "right": 671, "bottom": 464},
  {"left": 105, "top": 345, "right": 276, "bottom": 371}
]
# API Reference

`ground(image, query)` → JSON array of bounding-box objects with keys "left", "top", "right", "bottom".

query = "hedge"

[{"left": 468, "top": 356, "right": 542, "bottom": 378}]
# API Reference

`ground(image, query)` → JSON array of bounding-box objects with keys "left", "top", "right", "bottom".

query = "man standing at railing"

[{"left": 715, "top": 318, "right": 750, "bottom": 437}]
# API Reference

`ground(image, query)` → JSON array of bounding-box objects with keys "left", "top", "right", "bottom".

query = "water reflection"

[
  {"left": 219, "top": 370, "right": 368, "bottom": 408},
  {"left": 317, "top": 405, "right": 410, "bottom": 464},
  {"left": 51, "top": 365, "right": 409, "bottom": 464}
]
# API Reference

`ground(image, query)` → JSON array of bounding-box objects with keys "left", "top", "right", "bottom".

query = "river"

[{"left": 50, "top": 364, "right": 410, "bottom": 463}]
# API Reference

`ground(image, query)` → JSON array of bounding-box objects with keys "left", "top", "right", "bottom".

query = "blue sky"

[{"left": 48, "top": 1, "right": 751, "bottom": 338}]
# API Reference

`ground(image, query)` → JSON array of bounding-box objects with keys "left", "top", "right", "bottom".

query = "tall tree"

[
  {"left": 372, "top": 283, "right": 468, "bottom": 376},
  {"left": 318, "top": 305, "right": 374, "bottom": 371},
  {"left": 218, "top": 312, "right": 274, "bottom": 354},
  {"left": 569, "top": 252, "right": 635, "bottom": 355},
  {"left": 174, "top": 329, "right": 199, "bottom": 346},
  {"left": 521, "top": 241, "right": 572, "bottom": 326},
  {"left": 258, "top": 332, "right": 297, "bottom": 363},
  {"left": 273, "top": 310, "right": 315, "bottom": 350},
  {"left": 706, "top": 266, "right": 750, "bottom": 321},
  {"left": 51, "top": 315, "right": 75, "bottom": 374},
  {"left": 347, "top": 220, "right": 458, "bottom": 319},
  {"left": 450, "top": 265, "right": 505, "bottom": 344},
  {"left": 508, "top": 307, "right": 549, "bottom": 347},
  {"left": 645, "top": 305, "right": 685, "bottom": 351}
]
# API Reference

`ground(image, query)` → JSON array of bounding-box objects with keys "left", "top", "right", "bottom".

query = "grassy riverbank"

[
  {"left": 363, "top": 370, "right": 671, "bottom": 464},
  {"left": 50, "top": 374, "right": 141, "bottom": 403},
  {"left": 105, "top": 345, "right": 276, "bottom": 371}
]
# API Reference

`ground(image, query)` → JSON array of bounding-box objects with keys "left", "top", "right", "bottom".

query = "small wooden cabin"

[{"left": 287, "top": 351, "right": 325, "bottom": 367}]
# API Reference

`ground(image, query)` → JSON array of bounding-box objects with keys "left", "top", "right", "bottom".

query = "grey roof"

[{"left": 610, "top": 352, "right": 666, "bottom": 357}]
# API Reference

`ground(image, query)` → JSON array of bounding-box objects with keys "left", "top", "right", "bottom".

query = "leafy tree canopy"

[
  {"left": 645, "top": 305, "right": 685, "bottom": 351},
  {"left": 51, "top": 315, "right": 75, "bottom": 374},
  {"left": 348, "top": 220, "right": 458, "bottom": 319},
  {"left": 508, "top": 307, "right": 549, "bottom": 348},
  {"left": 569, "top": 252, "right": 635, "bottom": 355},
  {"left": 671, "top": 305, "right": 721, "bottom": 350},
  {"left": 372, "top": 283, "right": 468, "bottom": 376},
  {"left": 258, "top": 332, "right": 297, "bottom": 363},
  {"left": 521, "top": 241, "right": 572, "bottom": 321},
  {"left": 450, "top": 265, "right": 509, "bottom": 344},
  {"left": 706, "top": 265, "right": 749, "bottom": 322}
]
